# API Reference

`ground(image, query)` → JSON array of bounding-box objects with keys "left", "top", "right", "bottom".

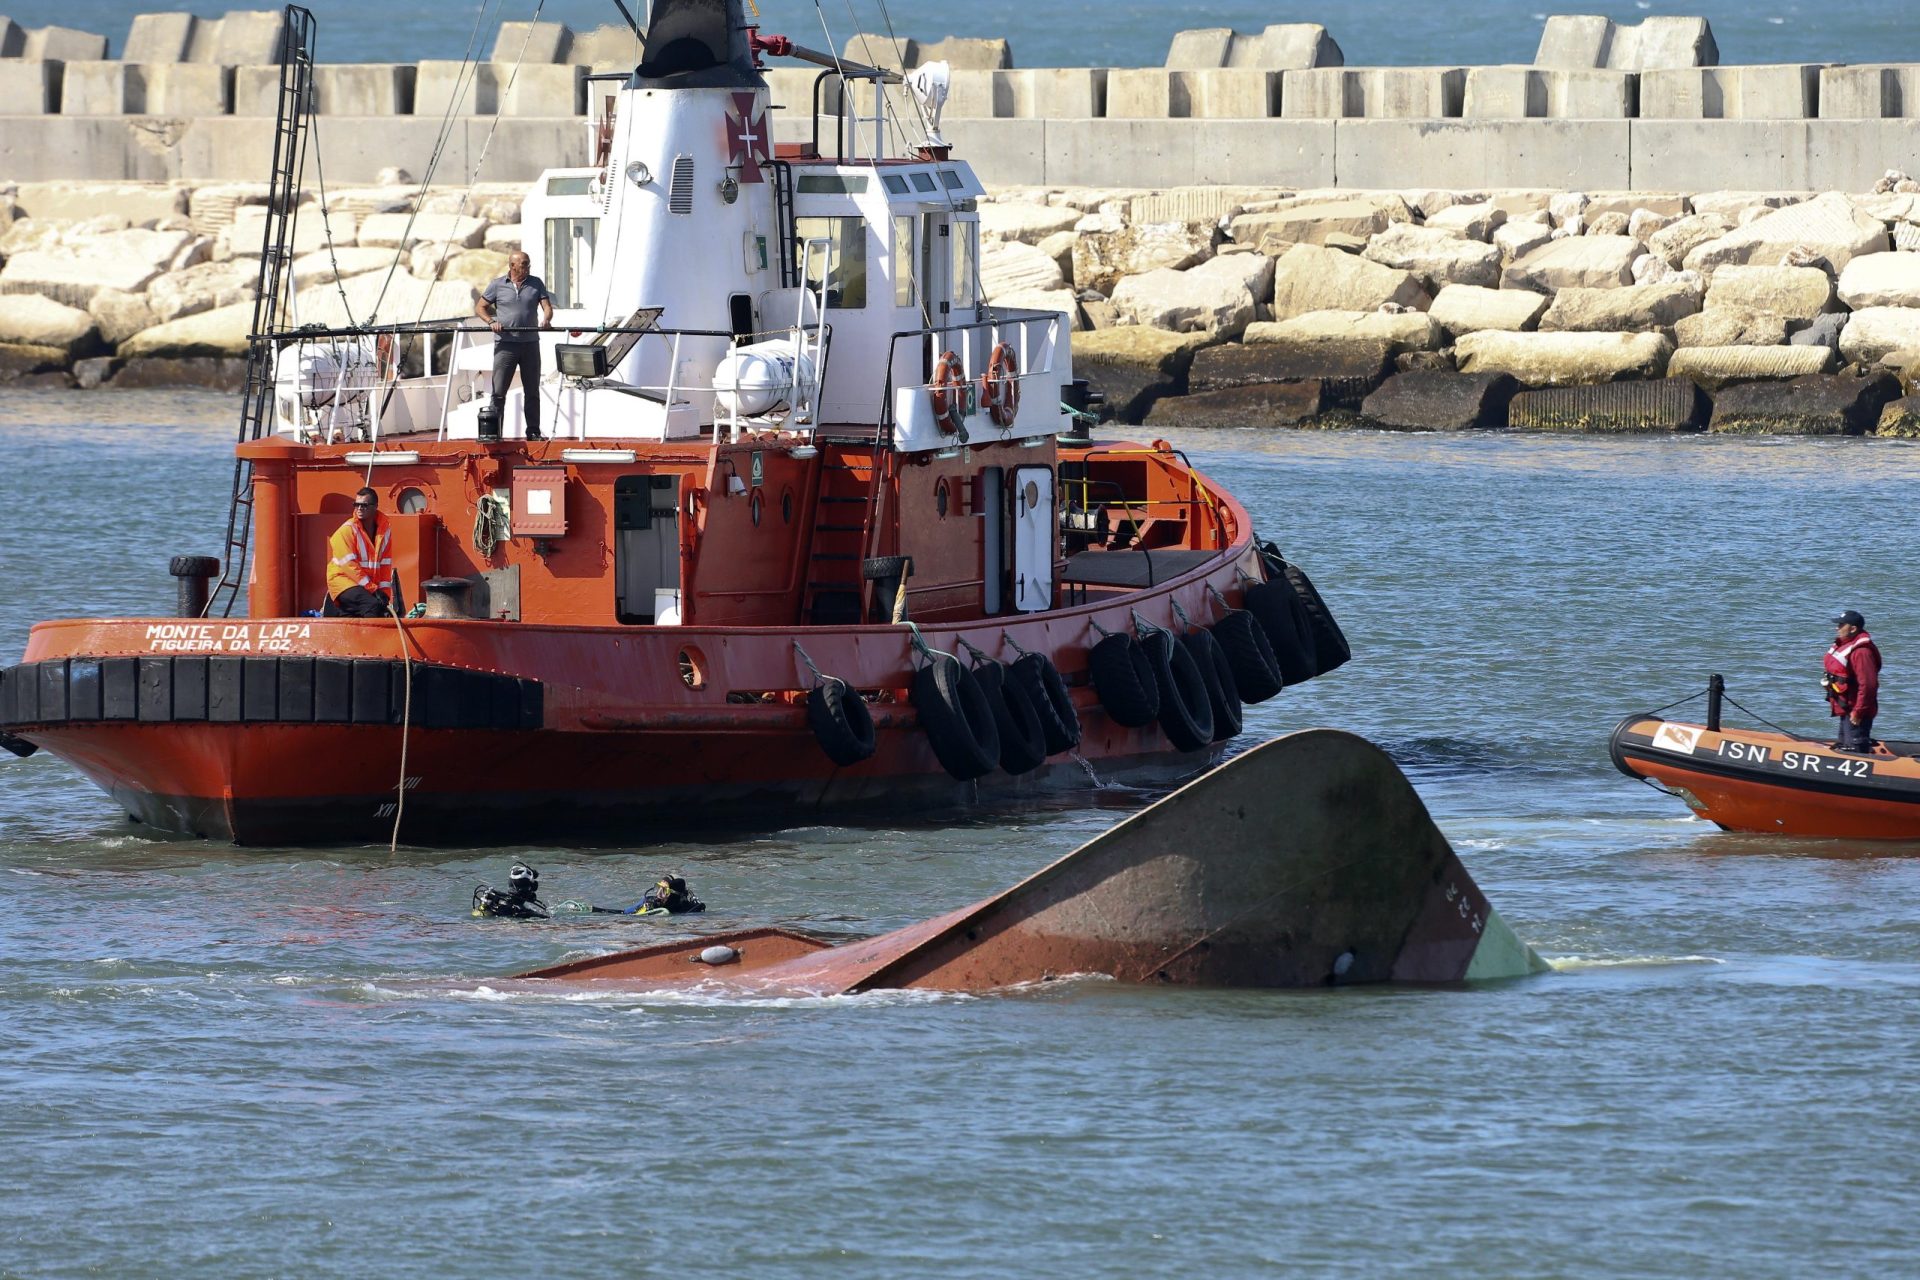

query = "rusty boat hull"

[
  {"left": 1611, "top": 715, "right": 1920, "bottom": 840},
  {"left": 516, "top": 731, "right": 1549, "bottom": 993}
]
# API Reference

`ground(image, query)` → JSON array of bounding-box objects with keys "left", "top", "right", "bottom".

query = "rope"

[
  {"left": 1723, "top": 693, "right": 1802, "bottom": 740},
  {"left": 387, "top": 597, "right": 415, "bottom": 852},
  {"left": 792, "top": 640, "right": 829, "bottom": 686},
  {"left": 1170, "top": 598, "right": 1194, "bottom": 631},
  {"left": 902, "top": 620, "right": 956, "bottom": 668},
  {"left": 1088, "top": 617, "right": 1118, "bottom": 640},
  {"left": 999, "top": 630, "right": 1032, "bottom": 658},
  {"left": 1204, "top": 583, "right": 1231, "bottom": 614},
  {"left": 956, "top": 636, "right": 991, "bottom": 667},
  {"left": 1129, "top": 607, "right": 1164, "bottom": 639}
]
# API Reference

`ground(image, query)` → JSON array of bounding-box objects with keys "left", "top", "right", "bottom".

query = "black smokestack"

[{"left": 637, "top": 0, "right": 763, "bottom": 88}]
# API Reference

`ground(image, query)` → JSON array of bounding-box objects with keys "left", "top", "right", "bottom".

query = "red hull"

[{"left": 1611, "top": 716, "right": 1920, "bottom": 841}]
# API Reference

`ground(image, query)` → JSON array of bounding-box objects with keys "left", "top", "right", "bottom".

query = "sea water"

[
  {"left": 4, "top": 0, "right": 1907, "bottom": 71},
  {"left": 2, "top": 391, "right": 1918, "bottom": 1276}
]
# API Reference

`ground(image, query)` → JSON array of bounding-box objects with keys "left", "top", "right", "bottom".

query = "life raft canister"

[
  {"left": 981, "top": 342, "right": 1020, "bottom": 427},
  {"left": 930, "top": 350, "right": 968, "bottom": 434}
]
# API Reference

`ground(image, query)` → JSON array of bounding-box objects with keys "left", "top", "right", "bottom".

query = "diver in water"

[
  {"left": 594, "top": 872, "right": 707, "bottom": 916},
  {"left": 472, "top": 861, "right": 551, "bottom": 919}
]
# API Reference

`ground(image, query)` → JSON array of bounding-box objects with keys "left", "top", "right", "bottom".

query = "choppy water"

[
  {"left": 5, "top": 391, "right": 1920, "bottom": 1277},
  {"left": 10, "top": 0, "right": 1909, "bottom": 71}
]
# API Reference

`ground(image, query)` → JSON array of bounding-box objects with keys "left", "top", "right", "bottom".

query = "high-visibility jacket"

[{"left": 327, "top": 512, "right": 395, "bottom": 599}]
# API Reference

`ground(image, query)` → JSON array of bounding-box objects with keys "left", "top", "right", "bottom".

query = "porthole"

[
  {"left": 678, "top": 647, "right": 707, "bottom": 689},
  {"left": 781, "top": 487, "right": 794, "bottom": 524},
  {"left": 935, "top": 479, "right": 950, "bottom": 518},
  {"left": 396, "top": 486, "right": 429, "bottom": 514},
  {"left": 750, "top": 491, "right": 763, "bottom": 527}
]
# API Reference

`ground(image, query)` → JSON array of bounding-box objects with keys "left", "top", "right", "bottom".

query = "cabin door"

[
  {"left": 614, "top": 474, "right": 682, "bottom": 624},
  {"left": 1011, "top": 465, "right": 1055, "bottom": 613}
]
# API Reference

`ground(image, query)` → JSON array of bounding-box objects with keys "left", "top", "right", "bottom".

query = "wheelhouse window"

[
  {"left": 951, "top": 219, "right": 978, "bottom": 308},
  {"left": 796, "top": 216, "right": 868, "bottom": 309},
  {"left": 893, "top": 215, "right": 915, "bottom": 308},
  {"left": 544, "top": 217, "right": 597, "bottom": 309}
]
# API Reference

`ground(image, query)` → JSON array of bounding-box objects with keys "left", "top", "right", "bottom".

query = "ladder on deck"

[
  {"left": 801, "top": 447, "right": 888, "bottom": 625},
  {"left": 205, "top": 3, "right": 316, "bottom": 618}
]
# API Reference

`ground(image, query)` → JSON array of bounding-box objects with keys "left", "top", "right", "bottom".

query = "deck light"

[
  {"left": 560, "top": 448, "right": 639, "bottom": 464},
  {"left": 344, "top": 451, "right": 420, "bottom": 466}
]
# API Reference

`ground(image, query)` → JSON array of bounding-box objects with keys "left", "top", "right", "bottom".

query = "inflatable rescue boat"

[{"left": 1611, "top": 677, "right": 1920, "bottom": 840}]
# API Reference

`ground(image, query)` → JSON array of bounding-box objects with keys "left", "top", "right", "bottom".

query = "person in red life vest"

[
  {"left": 1823, "top": 609, "right": 1882, "bottom": 753},
  {"left": 326, "top": 487, "right": 401, "bottom": 617}
]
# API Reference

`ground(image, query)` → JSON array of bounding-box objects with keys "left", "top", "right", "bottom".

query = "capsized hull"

[
  {"left": 515, "top": 731, "right": 1550, "bottom": 992},
  {"left": 1611, "top": 715, "right": 1920, "bottom": 840}
]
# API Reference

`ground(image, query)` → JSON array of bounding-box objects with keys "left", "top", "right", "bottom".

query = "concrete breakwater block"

[
  {"left": 1144, "top": 382, "right": 1327, "bottom": 429},
  {"left": 1668, "top": 344, "right": 1834, "bottom": 390},
  {"left": 1503, "top": 235, "right": 1643, "bottom": 291},
  {"left": 1684, "top": 193, "right": 1889, "bottom": 275},
  {"left": 1533, "top": 16, "right": 1718, "bottom": 72},
  {"left": 1876, "top": 396, "right": 1920, "bottom": 437},
  {"left": 1454, "top": 330, "right": 1672, "bottom": 385},
  {"left": 1359, "top": 371, "right": 1517, "bottom": 430},
  {"left": 0, "top": 342, "right": 74, "bottom": 386},
  {"left": 1461, "top": 67, "right": 1635, "bottom": 120},
  {"left": 1709, "top": 372, "right": 1900, "bottom": 434},
  {"left": 1703, "top": 264, "right": 1835, "bottom": 320},
  {"left": 1673, "top": 307, "right": 1791, "bottom": 348},
  {"left": 0, "top": 59, "right": 61, "bottom": 114},
  {"left": 1507, "top": 378, "right": 1708, "bottom": 432},
  {"left": 1246, "top": 310, "right": 1441, "bottom": 353},
  {"left": 1429, "top": 284, "right": 1548, "bottom": 335},
  {"left": 1839, "top": 307, "right": 1920, "bottom": 364},
  {"left": 1640, "top": 65, "right": 1821, "bottom": 120},
  {"left": 1073, "top": 325, "right": 1213, "bottom": 424},
  {"left": 1165, "top": 24, "right": 1342, "bottom": 71},
  {"left": 1189, "top": 338, "right": 1391, "bottom": 406},
  {"left": 1537, "top": 280, "right": 1701, "bottom": 332}
]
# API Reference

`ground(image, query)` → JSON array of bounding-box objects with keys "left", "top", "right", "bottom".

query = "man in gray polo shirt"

[{"left": 475, "top": 251, "right": 556, "bottom": 440}]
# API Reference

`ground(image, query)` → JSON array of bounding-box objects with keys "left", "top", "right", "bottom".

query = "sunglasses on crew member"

[{"left": 353, "top": 499, "right": 377, "bottom": 509}]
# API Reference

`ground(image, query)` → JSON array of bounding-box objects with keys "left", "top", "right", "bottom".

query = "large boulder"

[
  {"left": 1837, "top": 252, "right": 1920, "bottom": 309},
  {"left": 146, "top": 260, "right": 256, "bottom": 323},
  {"left": 981, "top": 240, "right": 1066, "bottom": 300},
  {"left": 1359, "top": 370, "right": 1516, "bottom": 430},
  {"left": 1647, "top": 213, "right": 1733, "bottom": 268},
  {"left": 1492, "top": 219, "right": 1553, "bottom": 263},
  {"left": 1684, "top": 193, "right": 1889, "bottom": 276},
  {"left": 1423, "top": 202, "right": 1506, "bottom": 242},
  {"left": 1673, "top": 307, "right": 1792, "bottom": 348},
  {"left": 293, "top": 273, "right": 478, "bottom": 328},
  {"left": 1110, "top": 254, "right": 1268, "bottom": 336},
  {"left": 289, "top": 246, "right": 401, "bottom": 291},
  {"left": 1142, "top": 383, "right": 1329, "bottom": 430},
  {"left": 1189, "top": 338, "right": 1392, "bottom": 407},
  {"left": 1268, "top": 242, "right": 1428, "bottom": 319},
  {"left": 1703, "top": 265, "right": 1834, "bottom": 321},
  {"left": 1429, "top": 284, "right": 1548, "bottom": 335},
  {"left": 356, "top": 212, "right": 487, "bottom": 251},
  {"left": 1538, "top": 281, "right": 1701, "bottom": 333},
  {"left": 88, "top": 288, "right": 159, "bottom": 347},
  {"left": 1228, "top": 197, "right": 1409, "bottom": 254},
  {"left": 0, "top": 228, "right": 199, "bottom": 306},
  {"left": 1839, "top": 307, "right": 1920, "bottom": 365},
  {"left": 1502, "top": 236, "right": 1644, "bottom": 292},
  {"left": 1073, "top": 325, "right": 1217, "bottom": 422},
  {"left": 1454, "top": 330, "right": 1672, "bottom": 386},
  {"left": 119, "top": 300, "right": 256, "bottom": 358},
  {"left": 1708, "top": 371, "right": 1901, "bottom": 435},
  {"left": 989, "top": 288, "right": 1085, "bottom": 329},
  {"left": 1667, "top": 344, "right": 1835, "bottom": 391},
  {"left": 1876, "top": 396, "right": 1920, "bottom": 438},
  {"left": 1245, "top": 309, "right": 1443, "bottom": 353},
  {"left": 0, "top": 293, "right": 99, "bottom": 357},
  {"left": 1507, "top": 379, "right": 1708, "bottom": 432},
  {"left": 0, "top": 342, "right": 73, "bottom": 386},
  {"left": 1073, "top": 221, "right": 1215, "bottom": 296},
  {"left": 979, "top": 201, "right": 1082, "bottom": 245},
  {"left": 1361, "top": 222, "right": 1501, "bottom": 290}
]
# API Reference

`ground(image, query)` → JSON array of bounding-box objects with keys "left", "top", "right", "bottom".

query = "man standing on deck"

[
  {"left": 475, "top": 251, "right": 555, "bottom": 441},
  {"left": 326, "top": 488, "right": 398, "bottom": 618},
  {"left": 1824, "top": 610, "right": 1882, "bottom": 753}
]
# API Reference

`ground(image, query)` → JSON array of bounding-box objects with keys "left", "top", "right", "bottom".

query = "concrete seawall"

[{"left": 4, "top": 12, "right": 1920, "bottom": 188}]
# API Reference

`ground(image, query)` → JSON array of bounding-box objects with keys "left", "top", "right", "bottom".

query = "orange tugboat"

[
  {"left": 1612, "top": 676, "right": 1920, "bottom": 840},
  {"left": 0, "top": 2, "right": 1348, "bottom": 845}
]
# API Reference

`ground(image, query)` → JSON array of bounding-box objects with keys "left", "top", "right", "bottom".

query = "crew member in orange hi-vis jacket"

[{"left": 326, "top": 487, "right": 399, "bottom": 617}]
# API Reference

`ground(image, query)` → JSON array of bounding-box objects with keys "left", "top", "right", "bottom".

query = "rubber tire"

[
  {"left": 1011, "top": 652, "right": 1081, "bottom": 755},
  {"left": 1243, "top": 580, "right": 1317, "bottom": 685},
  {"left": 1282, "top": 561, "right": 1351, "bottom": 674},
  {"left": 1182, "top": 629, "right": 1243, "bottom": 744},
  {"left": 1211, "top": 609, "right": 1283, "bottom": 704},
  {"left": 1145, "top": 630, "right": 1214, "bottom": 752},
  {"left": 169, "top": 554, "right": 220, "bottom": 578},
  {"left": 973, "top": 661, "right": 1048, "bottom": 776},
  {"left": 1087, "top": 633, "right": 1160, "bottom": 728},
  {"left": 807, "top": 678, "right": 876, "bottom": 767},
  {"left": 911, "top": 656, "right": 1001, "bottom": 781}
]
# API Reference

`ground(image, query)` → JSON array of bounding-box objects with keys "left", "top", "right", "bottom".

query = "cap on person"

[{"left": 1832, "top": 610, "right": 1866, "bottom": 628}]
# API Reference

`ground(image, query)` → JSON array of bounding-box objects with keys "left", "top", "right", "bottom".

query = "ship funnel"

[{"left": 638, "top": 0, "right": 763, "bottom": 89}]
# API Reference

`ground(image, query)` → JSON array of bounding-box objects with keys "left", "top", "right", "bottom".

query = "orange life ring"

[
  {"left": 930, "top": 350, "right": 967, "bottom": 434},
  {"left": 981, "top": 342, "right": 1020, "bottom": 427}
]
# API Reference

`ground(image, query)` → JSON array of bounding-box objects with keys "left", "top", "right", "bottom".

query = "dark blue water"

[
  {"left": 7, "top": 0, "right": 1910, "bottom": 70},
  {"left": 4, "top": 391, "right": 1920, "bottom": 1277}
]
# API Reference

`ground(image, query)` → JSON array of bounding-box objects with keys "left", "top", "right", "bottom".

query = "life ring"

[
  {"left": 911, "top": 655, "right": 1001, "bottom": 781},
  {"left": 1209, "top": 609, "right": 1283, "bottom": 704},
  {"left": 930, "top": 350, "right": 967, "bottom": 434},
  {"left": 1087, "top": 632, "right": 1160, "bottom": 728},
  {"left": 1010, "top": 651, "right": 1080, "bottom": 754},
  {"left": 972, "top": 660, "right": 1047, "bottom": 776},
  {"left": 1181, "top": 628, "right": 1243, "bottom": 743},
  {"left": 981, "top": 342, "right": 1020, "bottom": 427},
  {"left": 1143, "top": 630, "right": 1214, "bottom": 752},
  {"left": 806, "top": 677, "right": 876, "bottom": 767}
]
